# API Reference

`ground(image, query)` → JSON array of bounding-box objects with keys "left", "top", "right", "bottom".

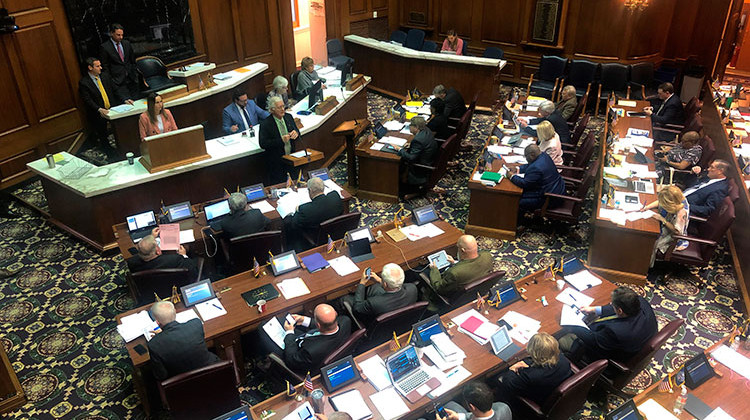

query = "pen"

[
  {"left": 568, "top": 293, "right": 577, "bottom": 302},
  {"left": 212, "top": 303, "right": 222, "bottom": 310}
]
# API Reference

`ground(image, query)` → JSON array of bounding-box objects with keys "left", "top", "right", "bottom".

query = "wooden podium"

[
  {"left": 282, "top": 149, "right": 324, "bottom": 167},
  {"left": 167, "top": 63, "right": 217, "bottom": 93},
  {"left": 333, "top": 119, "right": 370, "bottom": 190},
  {"left": 140, "top": 125, "right": 211, "bottom": 173},
  {"left": 0, "top": 339, "right": 25, "bottom": 414}
]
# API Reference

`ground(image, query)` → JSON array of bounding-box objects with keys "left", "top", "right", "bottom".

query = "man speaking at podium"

[{"left": 259, "top": 95, "right": 301, "bottom": 185}]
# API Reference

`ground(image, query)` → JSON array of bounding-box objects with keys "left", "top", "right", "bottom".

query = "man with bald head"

[
  {"left": 341, "top": 263, "right": 418, "bottom": 318},
  {"left": 278, "top": 304, "right": 351, "bottom": 373},
  {"left": 424, "top": 235, "right": 493, "bottom": 310},
  {"left": 284, "top": 176, "right": 343, "bottom": 251},
  {"left": 508, "top": 144, "right": 566, "bottom": 213},
  {"left": 147, "top": 301, "right": 220, "bottom": 380},
  {"left": 126, "top": 228, "right": 199, "bottom": 279}
]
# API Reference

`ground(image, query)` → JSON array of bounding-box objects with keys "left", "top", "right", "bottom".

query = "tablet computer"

[
  {"left": 490, "top": 326, "right": 520, "bottom": 360},
  {"left": 241, "top": 183, "right": 267, "bottom": 202},
  {"left": 270, "top": 250, "right": 301, "bottom": 276},
  {"left": 165, "top": 201, "right": 194, "bottom": 223},
  {"left": 320, "top": 355, "right": 361, "bottom": 393},
  {"left": 488, "top": 281, "right": 522, "bottom": 310},
  {"left": 684, "top": 352, "right": 715, "bottom": 390},
  {"left": 427, "top": 250, "right": 451, "bottom": 271},
  {"left": 211, "top": 405, "right": 251, "bottom": 420},
  {"left": 605, "top": 399, "right": 643, "bottom": 420},
  {"left": 307, "top": 168, "right": 330, "bottom": 181},
  {"left": 411, "top": 314, "right": 446, "bottom": 346},
  {"left": 413, "top": 204, "right": 439, "bottom": 225},
  {"left": 180, "top": 280, "right": 216, "bottom": 307},
  {"left": 346, "top": 226, "right": 375, "bottom": 243}
]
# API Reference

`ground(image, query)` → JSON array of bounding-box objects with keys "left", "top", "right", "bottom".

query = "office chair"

[
  {"left": 128, "top": 260, "right": 203, "bottom": 306},
  {"left": 482, "top": 47, "right": 504, "bottom": 59},
  {"left": 422, "top": 40, "right": 437, "bottom": 52},
  {"left": 628, "top": 62, "right": 656, "bottom": 100},
  {"left": 419, "top": 270, "right": 506, "bottom": 313},
  {"left": 404, "top": 29, "right": 425, "bottom": 50},
  {"left": 595, "top": 63, "right": 629, "bottom": 116},
  {"left": 390, "top": 30, "right": 407, "bottom": 45},
  {"left": 538, "top": 160, "right": 598, "bottom": 225},
  {"left": 564, "top": 59, "right": 598, "bottom": 100},
  {"left": 348, "top": 301, "right": 428, "bottom": 350},
  {"left": 136, "top": 56, "right": 181, "bottom": 96},
  {"left": 326, "top": 39, "right": 353, "bottom": 68},
  {"left": 303, "top": 212, "right": 361, "bottom": 247},
  {"left": 290, "top": 70, "right": 303, "bottom": 100},
  {"left": 159, "top": 360, "right": 241, "bottom": 420},
  {"left": 401, "top": 135, "right": 455, "bottom": 199},
  {"left": 223, "top": 230, "right": 283, "bottom": 274},
  {"left": 527, "top": 55, "right": 568, "bottom": 99}
]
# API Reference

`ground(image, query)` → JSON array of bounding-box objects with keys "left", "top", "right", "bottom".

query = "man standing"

[
  {"left": 342, "top": 263, "right": 418, "bottom": 318},
  {"left": 99, "top": 24, "right": 138, "bottom": 99},
  {"left": 432, "top": 84, "right": 467, "bottom": 120},
  {"left": 222, "top": 88, "right": 270, "bottom": 135},
  {"left": 685, "top": 159, "right": 731, "bottom": 217},
  {"left": 643, "top": 82, "right": 685, "bottom": 127},
  {"left": 424, "top": 235, "right": 493, "bottom": 310},
  {"left": 259, "top": 95, "right": 300, "bottom": 185},
  {"left": 508, "top": 145, "right": 566, "bottom": 213}
]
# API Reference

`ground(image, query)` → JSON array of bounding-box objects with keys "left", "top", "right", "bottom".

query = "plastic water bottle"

[{"left": 673, "top": 385, "right": 687, "bottom": 415}]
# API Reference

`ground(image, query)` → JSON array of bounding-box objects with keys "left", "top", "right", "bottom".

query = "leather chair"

[
  {"left": 517, "top": 359, "right": 608, "bottom": 420},
  {"left": 564, "top": 59, "right": 598, "bottom": 100},
  {"left": 136, "top": 56, "right": 181, "bottom": 95},
  {"left": 303, "top": 212, "right": 361, "bottom": 247},
  {"left": 567, "top": 92, "right": 588, "bottom": 126},
  {"left": 596, "top": 63, "right": 629, "bottom": 116},
  {"left": 628, "top": 62, "right": 656, "bottom": 100},
  {"left": 390, "top": 30, "right": 407, "bottom": 45},
  {"left": 684, "top": 96, "right": 702, "bottom": 118},
  {"left": 326, "top": 38, "right": 353, "bottom": 68},
  {"left": 351, "top": 301, "right": 428, "bottom": 349},
  {"left": 404, "top": 134, "right": 455, "bottom": 198},
  {"left": 538, "top": 160, "right": 598, "bottom": 224},
  {"left": 727, "top": 176, "right": 740, "bottom": 204},
  {"left": 255, "top": 92, "right": 269, "bottom": 111},
  {"left": 290, "top": 70, "right": 303, "bottom": 100},
  {"left": 128, "top": 259, "right": 204, "bottom": 305},
  {"left": 404, "top": 29, "right": 426, "bottom": 50},
  {"left": 469, "top": 91, "right": 480, "bottom": 114},
  {"left": 420, "top": 270, "right": 507, "bottom": 313},
  {"left": 224, "top": 230, "right": 283, "bottom": 274},
  {"left": 527, "top": 55, "right": 568, "bottom": 99},
  {"left": 561, "top": 132, "right": 595, "bottom": 172},
  {"left": 567, "top": 113, "right": 590, "bottom": 148},
  {"left": 652, "top": 113, "right": 703, "bottom": 142},
  {"left": 483, "top": 47, "right": 504, "bottom": 59},
  {"left": 422, "top": 40, "right": 437, "bottom": 52},
  {"left": 159, "top": 360, "right": 241, "bottom": 420},
  {"left": 461, "top": 39, "right": 468, "bottom": 56}
]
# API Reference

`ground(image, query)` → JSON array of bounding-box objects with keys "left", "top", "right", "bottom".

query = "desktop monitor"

[
  {"left": 411, "top": 314, "right": 446, "bottom": 346},
  {"left": 320, "top": 355, "right": 361, "bottom": 393},
  {"left": 241, "top": 183, "right": 267, "bottom": 202},
  {"left": 165, "top": 201, "right": 194, "bottom": 223},
  {"left": 204, "top": 199, "right": 231, "bottom": 222},
  {"left": 307, "top": 80, "right": 323, "bottom": 109},
  {"left": 338, "top": 60, "right": 353, "bottom": 86},
  {"left": 270, "top": 250, "right": 301, "bottom": 276},
  {"left": 180, "top": 279, "right": 216, "bottom": 307},
  {"left": 346, "top": 226, "right": 375, "bottom": 243}
]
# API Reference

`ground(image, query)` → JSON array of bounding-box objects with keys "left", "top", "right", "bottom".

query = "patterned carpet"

[{"left": 0, "top": 92, "right": 745, "bottom": 419}]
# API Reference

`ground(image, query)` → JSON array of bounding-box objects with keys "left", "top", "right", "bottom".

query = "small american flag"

[
  {"left": 326, "top": 235, "right": 334, "bottom": 254},
  {"left": 476, "top": 292, "right": 486, "bottom": 311},
  {"left": 286, "top": 173, "right": 293, "bottom": 189},
  {"left": 658, "top": 376, "right": 673, "bottom": 393},
  {"left": 296, "top": 170, "right": 303, "bottom": 187},
  {"left": 252, "top": 257, "right": 260, "bottom": 278},
  {"left": 304, "top": 372, "right": 313, "bottom": 394}
]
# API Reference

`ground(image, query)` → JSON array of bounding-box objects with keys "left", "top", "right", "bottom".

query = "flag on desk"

[
  {"left": 286, "top": 173, "right": 293, "bottom": 189},
  {"left": 326, "top": 235, "right": 334, "bottom": 254},
  {"left": 252, "top": 257, "right": 260, "bottom": 278},
  {"left": 304, "top": 372, "right": 313, "bottom": 394},
  {"left": 658, "top": 376, "right": 673, "bottom": 393},
  {"left": 296, "top": 170, "right": 303, "bottom": 187}
]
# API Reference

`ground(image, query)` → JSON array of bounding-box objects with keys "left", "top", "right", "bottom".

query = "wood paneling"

[
  {"left": 401, "top": 0, "right": 430, "bottom": 28},
  {"left": 627, "top": 0, "right": 675, "bottom": 59},
  {"left": 568, "top": 0, "right": 627, "bottom": 59},
  {"left": 372, "top": 0, "right": 388, "bottom": 11},
  {"left": 4, "top": 0, "right": 46, "bottom": 12},
  {"left": 197, "top": 0, "right": 238, "bottom": 68},
  {"left": 438, "top": 0, "right": 473, "bottom": 37},
  {"left": 349, "top": 0, "right": 366, "bottom": 15},
  {"left": 237, "top": 0, "right": 274, "bottom": 59},
  {"left": 0, "top": 42, "right": 28, "bottom": 136},
  {"left": 480, "top": 0, "right": 522, "bottom": 46}
]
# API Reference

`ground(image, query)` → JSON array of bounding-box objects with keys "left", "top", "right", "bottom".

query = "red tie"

[{"left": 116, "top": 43, "right": 124, "bottom": 62}]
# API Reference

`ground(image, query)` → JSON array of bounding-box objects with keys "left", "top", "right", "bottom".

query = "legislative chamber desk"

[
  {"left": 588, "top": 100, "right": 660, "bottom": 285},
  {"left": 344, "top": 35, "right": 505, "bottom": 107},
  {"left": 355, "top": 131, "right": 412, "bottom": 203},
  {"left": 26, "top": 76, "right": 369, "bottom": 252},
  {"left": 251, "top": 268, "right": 617, "bottom": 420},
  {"left": 117, "top": 219, "right": 462, "bottom": 415}
]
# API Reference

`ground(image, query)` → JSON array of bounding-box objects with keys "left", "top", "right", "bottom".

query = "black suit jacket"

[
  {"left": 285, "top": 191, "right": 343, "bottom": 235},
  {"left": 78, "top": 73, "right": 124, "bottom": 117},
  {"left": 511, "top": 153, "right": 566, "bottom": 205},
  {"left": 259, "top": 113, "right": 300, "bottom": 184},
  {"left": 529, "top": 110, "right": 571, "bottom": 144},
  {"left": 687, "top": 178, "right": 729, "bottom": 218},
  {"left": 221, "top": 208, "right": 269, "bottom": 239},
  {"left": 147, "top": 319, "right": 220, "bottom": 380},
  {"left": 444, "top": 88, "right": 467, "bottom": 120},
  {"left": 126, "top": 253, "right": 199, "bottom": 280},
  {"left": 99, "top": 39, "right": 138, "bottom": 90},
  {"left": 650, "top": 94, "right": 685, "bottom": 126},
  {"left": 427, "top": 113, "right": 453, "bottom": 140},
  {"left": 349, "top": 283, "right": 418, "bottom": 318},
  {"left": 498, "top": 355, "right": 573, "bottom": 406},
  {"left": 283, "top": 316, "right": 352, "bottom": 373},
  {"left": 398, "top": 129, "right": 438, "bottom": 185}
]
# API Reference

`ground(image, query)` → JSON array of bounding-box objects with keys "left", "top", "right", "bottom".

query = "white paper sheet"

[
  {"left": 560, "top": 304, "right": 589, "bottom": 329},
  {"left": 503, "top": 155, "right": 527, "bottom": 164},
  {"left": 564, "top": 270, "right": 602, "bottom": 291},
  {"left": 358, "top": 355, "right": 391, "bottom": 391},
  {"left": 599, "top": 208, "right": 627, "bottom": 226},
  {"left": 250, "top": 199, "right": 276, "bottom": 213},
  {"left": 556, "top": 287, "right": 595, "bottom": 307},
  {"left": 330, "top": 390, "right": 373, "bottom": 420},
  {"left": 711, "top": 345, "right": 750, "bottom": 380},
  {"left": 379, "top": 136, "right": 408, "bottom": 147},
  {"left": 275, "top": 191, "right": 304, "bottom": 218},
  {"left": 179, "top": 229, "right": 195, "bottom": 244},
  {"left": 262, "top": 317, "right": 287, "bottom": 349},
  {"left": 175, "top": 308, "right": 201, "bottom": 324},
  {"left": 323, "top": 179, "right": 345, "bottom": 199},
  {"left": 369, "top": 387, "right": 409, "bottom": 420},
  {"left": 117, "top": 310, "right": 159, "bottom": 342},
  {"left": 383, "top": 120, "right": 405, "bottom": 131},
  {"left": 399, "top": 224, "right": 429, "bottom": 241},
  {"left": 418, "top": 222, "right": 444, "bottom": 238},
  {"left": 195, "top": 298, "right": 227, "bottom": 321},
  {"left": 487, "top": 145, "right": 513, "bottom": 155},
  {"left": 500, "top": 311, "right": 541, "bottom": 344},
  {"left": 637, "top": 399, "right": 679, "bottom": 420},
  {"left": 328, "top": 256, "right": 360, "bottom": 276},
  {"left": 277, "top": 277, "right": 311, "bottom": 299},
  {"left": 422, "top": 345, "right": 462, "bottom": 371},
  {"left": 704, "top": 407, "right": 736, "bottom": 420},
  {"left": 427, "top": 365, "right": 472, "bottom": 398}
]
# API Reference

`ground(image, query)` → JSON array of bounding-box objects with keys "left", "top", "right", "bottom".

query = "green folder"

[{"left": 480, "top": 171, "right": 502, "bottom": 182}]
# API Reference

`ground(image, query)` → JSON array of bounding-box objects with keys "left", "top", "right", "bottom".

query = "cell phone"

[
  {"left": 365, "top": 267, "right": 372, "bottom": 278},
  {"left": 498, "top": 319, "right": 513, "bottom": 331},
  {"left": 134, "top": 344, "right": 147, "bottom": 355},
  {"left": 435, "top": 405, "right": 447, "bottom": 418},
  {"left": 285, "top": 313, "right": 295, "bottom": 325}
]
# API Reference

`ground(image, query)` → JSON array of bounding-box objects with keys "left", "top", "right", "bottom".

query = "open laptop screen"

[
  {"left": 127, "top": 211, "right": 156, "bottom": 232},
  {"left": 387, "top": 346, "right": 420, "bottom": 382},
  {"left": 205, "top": 200, "right": 230, "bottom": 221},
  {"left": 242, "top": 184, "right": 266, "bottom": 202}
]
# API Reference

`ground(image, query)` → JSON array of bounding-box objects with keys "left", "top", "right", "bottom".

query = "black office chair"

[
  {"left": 629, "top": 62, "right": 656, "bottom": 100},
  {"left": 390, "top": 30, "right": 407, "bottom": 45},
  {"left": 422, "top": 40, "right": 437, "bottom": 52},
  {"left": 128, "top": 259, "right": 204, "bottom": 306},
  {"left": 404, "top": 29, "right": 425, "bottom": 50},
  {"left": 564, "top": 59, "right": 598, "bottom": 100},
  {"left": 596, "top": 63, "right": 629, "bottom": 116},
  {"left": 303, "top": 212, "right": 361, "bottom": 247},
  {"left": 483, "top": 47, "right": 504, "bottom": 59},
  {"left": 419, "top": 270, "right": 507, "bottom": 313},
  {"left": 461, "top": 38, "right": 468, "bottom": 56},
  {"left": 352, "top": 301, "right": 429, "bottom": 350},
  {"left": 290, "top": 70, "right": 303, "bottom": 100},
  {"left": 136, "top": 56, "right": 181, "bottom": 96},
  {"left": 326, "top": 38, "right": 353, "bottom": 68},
  {"left": 527, "top": 55, "right": 568, "bottom": 99},
  {"left": 159, "top": 360, "right": 241, "bottom": 420},
  {"left": 223, "top": 230, "right": 283, "bottom": 275}
]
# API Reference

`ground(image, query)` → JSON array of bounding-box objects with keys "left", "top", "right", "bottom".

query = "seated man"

[
  {"left": 438, "top": 382, "right": 512, "bottom": 420},
  {"left": 559, "top": 286, "right": 657, "bottom": 363},
  {"left": 391, "top": 116, "right": 438, "bottom": 198},
  {"left": 221, "top": 192, "right": 269, "bottom": 239},
  {"left": 147, "top": 301, "right": 220, "bottom": 380},
  {"left": 423, "top": 235, "right": 493, "bottom": 311},
  {"left": 280, "top": 304, "right": 351, "bottom": 373},
  {"left": 644, "top": 82, "right": 685, "bottom": 127},
  {"left": 284, "top": 177, "right": 343, "bottom": 251},
  {"left": 684, "top": 159, "right": 730, "bottom": 217},
  {"left": 508, "top": 145, "right": 566, "bottom": 213},
  {"left": 222, "top": 88, "right": 270, "bottom": 135},
  {"left": 433, "top": 84, "right": 467, "bottom": 120},
  {"left": 518, "top": 100, "right": 571, "bottom": 144},
  {"left": 296, "top": 57, "right": 327, "bottom": 99},
  {"left": 555, "top": 85, "right": 578, "bottom": 120},
  {"left": 427, "top": 98, "right": 453, "bottom": 140},
  {"left": 126, "top": 230, "right": 199, "bottom": 279},
  {"left": 341, "top": 263, "right": 417, "bottom": 319}
]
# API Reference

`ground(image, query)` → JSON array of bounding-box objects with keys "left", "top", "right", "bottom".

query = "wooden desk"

[
  {"left": 356, "top": 132, "right": 411, "bottom": 203},
  {"left": 117, "top": 219, "right": 463, "bottom": 415},
  {"left": 250, "top": 268, "right": 617, "bottom": 420},
  {"left": 587, "top": 100, "right": 661, "bottom": 285},
  {"left": 632, "top": 334, "right": 750, "bottom": 419}
]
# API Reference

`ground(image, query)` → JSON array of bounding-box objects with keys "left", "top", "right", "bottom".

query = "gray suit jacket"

[
  {"left": 347, "top": 282, "right": 418, "bottom": 318},
  {"left": 444, "top": 401, "right": 512, "bottom": 420}
]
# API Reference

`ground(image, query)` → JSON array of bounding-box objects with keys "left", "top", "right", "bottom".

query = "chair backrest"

[
  {"left": 541, "top": 359, "right": 608, "bottom": 420},
  {"left": 570, "top": 113, "right": 590, "bottom": 146},
  {"left": 160, "top": 360, "right": 241, "bottom": 420},
  {"left": 326, "top": 38, "right": 344, "bottom": 58},
  {"left": 130, "top": 268, "right": 191, "bottom": 305},
  {"left": 570, "top": 132, "right": 595, "bottom": 169},
  {"left": 390, "top": 30, "right": 407, "bottom": 45},
  {"left": 136, "top": 56, "right": 168, "bottom": 79},
  {"left": 290, "top": 70, "right": 302, "bottom": 99},
  {"left": 599, "top": 63, "right": 629, "bottom": 92},
  {"left": 461, "top": 39, "right": 468, "bottom": 56},
  {"left": 568, "top": 90, "right": 588, "bottom": 123},
  {"left": 255, "top": 92, "right": 269, "bottom": 111},
  {"left": 612, "top": 318, "right": 683, "bottom": 389},
  {"left": 448, "top": 271, "right": 506, "bottom": 309},
  {"left": 456, "top": 109, "right": 472, "bottom": 142},
  {"left": 697, "top": 197, "right": 735, "bottom": 245},
  {"left": 567, "top": 60, "right": 599, "bottom": 91},
  {"left": 697, "top": 135, "right": 715, "bottom": 170},
  {"left": 316, "top": 212, "right": 362, "bottom": 245},
  {"left": 228, "top": 230, "right": 283, "bottom": 272},
  {"left": 538, "top": 55, "right": 568, "bottom": 82},
  {"left": 630, "top": 62, "right": 655, "bottom": 86},
  {"left": 682, "top": 113, "right": 703, "bottom": 135},
  {"left": 421, "top": 40, "right": 437, "bottom": 52},
  {"left": 367, "top": 301, "right": 428, "bottom": 346},
  {"left": 404, "top": 29, "right": 425, "bottom": 50},
  {"left": 727, "top": 177, "right": 740, "bottom": 204},
  {"left": 321, "top": 328, "right": 367, "bottom": 366},
  {"left": 469, "top": 91, "right": 480, "bottom": 114},
  {"left": 426, "top": 134, "right": 456, "bottom": 189},
  {"left": 684, "top": 96, "right": 701, "bottom": 117},
  {"left": 483, "top": 47, "right": 504, "bottom": 59}
]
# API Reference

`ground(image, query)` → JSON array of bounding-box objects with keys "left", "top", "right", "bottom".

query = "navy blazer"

[
  {"left": 221, "top": 208, "right": 269, "bottom": 239},
  {"left": 511, "top": 153, "right": 566, "bottom": 203},
  {"left": 650, "top": 94, "right": 685, "bottom": 126},
  {"left": 349, "top": 282, "right": 418, "bottom": 318},
  {"left": 398, "top": 129, "right": 438, "bottom": 185},
  {"left": 99, "top": 39, "right": 137, "bottom": 88},
  {"left": 528, "top": 110, "right": 571, "bottom": 144},
  {"left": 498, "top": 355, "right": 573, "bottom": 406},
  {"left": 222, "top": 100, "right": 270, "bottom": 134},
  {"left": 285, "top": 191, "right": 343, "bottom": 234},
  {"left": 686, "top": 178, "right": 729, "bottom": 218},
  {"left": 283, "top": 316, "right": 352, "bottom": 373},
  {"left": 259, "top": 113, "right": 301, "bottom": 184},
  {"left": 147, "top": 319, "right": 220, "bottom": 380}
]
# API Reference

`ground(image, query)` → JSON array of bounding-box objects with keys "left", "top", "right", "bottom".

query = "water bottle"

[{"left": 673, "top": 385, "right": 687, "bottom": 415}]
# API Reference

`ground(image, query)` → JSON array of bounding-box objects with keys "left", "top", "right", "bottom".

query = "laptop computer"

[
  {"left": 373, "top": 121, "right": 388, "bottom": 139},
  {"left": 385, "top": 345, "right": 441, "bottom": 403},
  {"left": 348, "top": 237, "right": 374, "bottom": 263},
  {"left": 204, "top": 199, "right": 231, "bottom": 230},
  {"left": 164, "top": 202, "right": 194, "bottom": 223},
  {"left": 605, "top": 399, "right": 644, "bottom": 420},
  {"left": 490, "top": 326, "right": 521, "bottom": 360},
  {"left": 180, "top": 279, "right": 216, "bottom": 307},
  {"left": 211, "top": 405, "right": 251, "bottom": 420},
  {"left": 126, "top": 210, "right": 158, "bottom": 243},
  {"left": 307, "top": 168, "right": 330, "bottom": 181},
  {"left": 427, "top": 250, "right": 452, "bottom": 272},
  {"left": 411, "top": 314, "right": 446, "bottom": 347},
  {"left": 241, "top": 183, "right": 267, "bottom": 202}
]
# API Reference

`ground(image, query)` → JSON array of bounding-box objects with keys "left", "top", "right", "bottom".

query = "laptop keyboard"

[{"left": 399, "top": 369, "right": 429, "bottom": 393}]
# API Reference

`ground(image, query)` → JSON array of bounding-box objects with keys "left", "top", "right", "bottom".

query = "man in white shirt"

[{"left": 684, "top": 159, "right": 730, "bottom": 217}]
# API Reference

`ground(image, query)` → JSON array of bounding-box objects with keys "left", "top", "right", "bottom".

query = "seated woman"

[
  {"left": 426, "top": 98, "right": 453, "bottom": 140},
  {"left": 496, "top": 332, "right": 573, "bottom": 409},
  {"left": 536, "top": 120, "right": 563, "bottom": 167},
  {"left": 138, "top": 93, "right": 178, "bottom": 140},
  {"left": 641, "top": 185, "right": 689, "bottom": 266},
  {"left": 269, "top": 75, "right": 295, "bottom": 108},
  {"left": 656, "top": 131, "right": 702, "bottom": 182},
  {"left": 441, "top": 29, "right": 464, "bottom": 55}
]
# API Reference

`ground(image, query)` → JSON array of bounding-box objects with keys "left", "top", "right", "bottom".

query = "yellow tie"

[{"left": 95, "top": 77, "right": 110, "bottom": 109}]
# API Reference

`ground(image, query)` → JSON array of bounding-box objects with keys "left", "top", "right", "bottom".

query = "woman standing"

[{"left": 138, "top": 93, "right": 178, "bottom": 140}]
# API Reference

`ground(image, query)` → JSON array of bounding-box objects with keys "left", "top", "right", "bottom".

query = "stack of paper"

[
  {"left": 555, "top": 287, "right": 595, "bottom": 307},
  {"left": 424, "top": 332, "right": 466, "bottom": 370},
  {"left": 451, "top": 309, "right": 500, "bottom": 345},
  {"left": 599, "top": 208, "right": 627, "bottom": 226},
  {"left": 330, "top": 389, "right": 373, "bottom": 420},
  {"left": 427, "top": 365, "right": 472, "bottom": 398},
  {"left": 358, "top": 355, "right": 391, "bottom": 391},
  {"left": 179, "top": 229, "right": 196, "bottom": 244},
  {"left": 328, "top": 256, "right": 359, "bottom": 276},
  {"left": 379, "top": 136, "right": 408, "bottom": 147},
  {"left": 369, "top": 388, "right": 409, "bottom": 420},
  {"left": 564, "top": 269, "right": 602, "bottom": 291},
  {"left": 500, "top": 311, "right": 541, "bottom": 344},
  {"left": 263, "top": 317, "right": 288, "bottom": 349},
  {"left": 638, "top": 399, "right": 679, "bottom": 420},
  {"left": 250, "top": 200, "right": 275, "bottom": 213},
  {"left": 383, "top": 120, "right": 404, "bottom": 131},
  {"left": 323, "top": 179, "right": 345, "bottom": 199},
  {"left": 711, "top": 345, "right": 750, "bottom": 380},
  {"left": 487, "top": 144, "right": 513, "bottom": 155},
  {"left": 195, "top": 298, "right": 227, "bottom": 321},
  {"left": 117, "top": 311, "right": 158, "bottom": 342},
  {"left": 560, "top": 304, "right": 588, "bottom": 329},
  {"left": 175, "top": 309, "right": 201, "bottom": 324},
  {"left": 277, "top": 277, "right": 310, "bottom": 299},
  {"left": 399, "top": 224, "right": 429, "bottom": 241},
  {"left": 503, "top": 155, "right": 527, "bottom": 164}
]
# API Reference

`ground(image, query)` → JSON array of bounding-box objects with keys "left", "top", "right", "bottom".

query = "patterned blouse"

[{"left": 667, "top": 144, "right": 702, "bottom": 166}]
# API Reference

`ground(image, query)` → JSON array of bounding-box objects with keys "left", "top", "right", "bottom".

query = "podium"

[
  {"left": 168, "top": 63, "right": 217, "bottom": 93},
  {"left": 333, "top": 119, "right": 370, "bottom": 190},
  {"left": 140, "top": 125, "right": 211, "bottom": 173}
]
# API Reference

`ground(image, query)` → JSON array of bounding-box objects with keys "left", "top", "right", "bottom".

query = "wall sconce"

[{"left": 624, "top": 0, "right": 649, "bottom": 12}]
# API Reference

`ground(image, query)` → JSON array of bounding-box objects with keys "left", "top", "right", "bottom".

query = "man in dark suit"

[
  {"left": 341, "top": 263, "right": 418, "bottom": 319},
  {"left": 259, "top": 95, "right": 301, "bottom": 185},
  {"left": 509, "top": 145, "right": 566, "bottom": 212},
  {"left": 427, "top": 98, "right": 453, "bottom": 140},
  {"left": 684, "top": 159, "right": 730, "bottom": 217},
  {"left": 99, "top": 24, "right": 139, "bottom": 100},
  {"left": 78, "top": 57, "right": 132, "bottom": 157},
  {"left": 393, "top": 116, "right": 438, "bottom": 198},
  {"left": 519, "top": 100, "right": 571, "bottom": 144},
  {"left": 281, "top": 304, "right": 352, "bottom": 373},
  {"left": 433, "top": 84, "right": 467, "bottom": 120},
  {"left": 644, "top": 82, "right": 685, "bottom": 127},
  {"left": 147, "top": 301, "right": 220, "bottom": 380},
  {"left": 440, "top": 382, "right": 512, "bottom": 420},
  {"left": 284, "top": 177, "right": 343, "bottom": 251},
  {"left": 126, "top": 232, "right": 199, "bottom": 279},
  {"left": 222, "top": 88, "right": 270, "bottom": 135},
  {"left": 560, "top": 286, "right": 658, "bottom": 363},
  {"left": 221, "top": 192, "right": 269, "bottom": 239}
]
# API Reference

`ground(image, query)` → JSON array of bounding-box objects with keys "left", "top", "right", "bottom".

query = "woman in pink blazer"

[
  {"left": 139, "top": 93, "right": 178, "bottom": 140},
  {"left": 441, "top": 29, "right": 464, "bottom": 55}
]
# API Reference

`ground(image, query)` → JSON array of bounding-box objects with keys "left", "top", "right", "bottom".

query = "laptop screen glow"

[
  {"left": 205, "top": 200, "right": 230, "bottom": 221},
  {"left": 387, "top": 346, "right": 421, "bottom": 382},
  {"left": 127, "top": 211, "right": 156, "bottom": 232}
]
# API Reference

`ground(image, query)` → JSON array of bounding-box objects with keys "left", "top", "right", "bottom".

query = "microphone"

[{"left": 375, "top": 230, "right": 383, "bottom": 243}]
